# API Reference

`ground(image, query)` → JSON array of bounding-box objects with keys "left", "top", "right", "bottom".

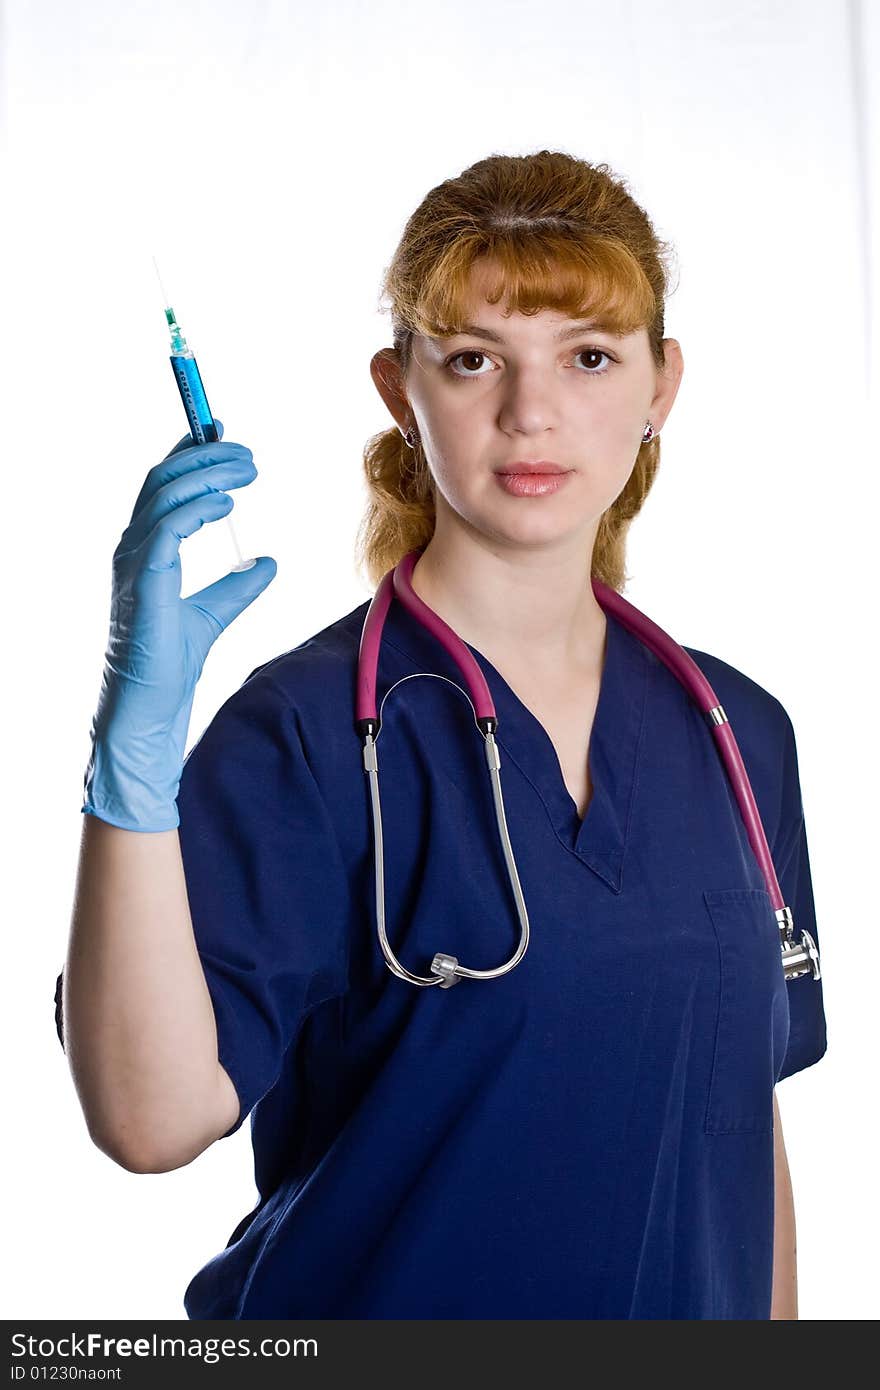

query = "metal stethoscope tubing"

[
  {"left": 361, "top": 671, "right": 529, "bottom": 989},
  {"left": 355, "top": 547, "right": 821, "bottom": 990}
]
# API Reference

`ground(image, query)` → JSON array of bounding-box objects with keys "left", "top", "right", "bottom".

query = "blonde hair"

[{"left": 354, "top": 150, "right": 678, "bottom": 592}]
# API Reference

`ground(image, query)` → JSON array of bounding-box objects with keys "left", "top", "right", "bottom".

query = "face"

[{"left": 371, "top": 258, "right": 684, "bottom": 553}]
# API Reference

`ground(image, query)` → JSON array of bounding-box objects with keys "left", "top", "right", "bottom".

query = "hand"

[{"left": 82, "top": 420, "right": 277, "bottom": 831}]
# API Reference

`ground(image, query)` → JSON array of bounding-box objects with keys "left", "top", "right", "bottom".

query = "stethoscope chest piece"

[{"left": 778, "top": 906, "right": 822, "bottom": 981}]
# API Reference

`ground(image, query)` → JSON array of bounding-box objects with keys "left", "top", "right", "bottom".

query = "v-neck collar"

[{"left": 375, "top": 590, "right": 652, "bottom": 893}]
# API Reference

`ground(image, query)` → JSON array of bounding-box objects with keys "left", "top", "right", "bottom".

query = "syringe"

[{"left": 153, "top": 258, "right": 256, "bottom": 573}]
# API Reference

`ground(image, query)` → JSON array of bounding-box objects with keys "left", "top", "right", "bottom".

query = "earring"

[
  {"left": 642, "top": 421, "right": 655, "bottom": 443},
  {"left": 403, "top": 425, "right": 418, "bottom": 448}
]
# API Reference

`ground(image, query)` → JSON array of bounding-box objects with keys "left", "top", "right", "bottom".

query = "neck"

[{"left": 407, "top": 529, "right": 607, "bottom": 677}]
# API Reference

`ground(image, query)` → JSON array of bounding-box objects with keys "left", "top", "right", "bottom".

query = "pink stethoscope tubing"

[{"left": 356, "top": 547, "right": 821, "bottom": 990}]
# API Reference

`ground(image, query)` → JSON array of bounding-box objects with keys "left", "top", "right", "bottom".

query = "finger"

[
  {"left": 161, "top": 418, "right": 225, "bottom": 461},
  {"left": 185, "top": 555, "right": 278, "bottom": 634},
  {"left": 121, "top": 452, "right": 257, "bottom": 553},
  {"left": 125, "top": 418, "right": 226, "bottom": 526},
  {"left": 127, "top": 430, "right": 245, "bottom": 528},
  {"left": 141, "top": 489, "right": 238, "bottom": 574}
]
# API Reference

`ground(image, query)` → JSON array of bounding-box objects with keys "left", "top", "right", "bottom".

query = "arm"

[
  {"left": 770, "top": 1087, "right": 798, "bottom": 1319},
  {"left": 60, "top": 814, "right": 240, "bottom": 1172}
]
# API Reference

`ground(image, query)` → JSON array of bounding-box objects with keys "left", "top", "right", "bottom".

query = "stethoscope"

[{"left": 356, "top": 546, "right": 822, "bottom": 991}]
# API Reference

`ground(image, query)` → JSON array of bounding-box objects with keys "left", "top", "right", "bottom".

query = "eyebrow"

[{"left": 435, "top": 320, "right": 614, "bottom": 344}]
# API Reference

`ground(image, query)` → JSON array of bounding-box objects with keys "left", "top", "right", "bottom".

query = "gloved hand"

[{"left": 82, "top": 421, "right": 277, "bottom": 832}]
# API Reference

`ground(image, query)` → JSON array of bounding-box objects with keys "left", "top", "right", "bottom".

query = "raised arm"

[{"left": 57, "top": 423, "right": 275, "bottom": 1171}]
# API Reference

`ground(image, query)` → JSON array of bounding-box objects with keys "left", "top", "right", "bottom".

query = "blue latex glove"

[{"left": 82, "top": 421, "right": 277, "bottom": 832}]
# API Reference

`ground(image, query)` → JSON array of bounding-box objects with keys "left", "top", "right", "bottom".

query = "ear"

[
  {"left": 370, "top": 348, "right": 411, "bottom": 435},
  {"left": 648, "top": 339, "right": 684, "bottom": 433}
]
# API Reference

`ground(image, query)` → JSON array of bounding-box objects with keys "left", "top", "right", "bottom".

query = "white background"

[{"left": 3, "top": 0, "right": 877, "bottom": 1321}]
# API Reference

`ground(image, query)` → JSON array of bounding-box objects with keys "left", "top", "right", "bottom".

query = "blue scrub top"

[{"left": 55, "top": 593, "right": 827, "bottom": 1319}]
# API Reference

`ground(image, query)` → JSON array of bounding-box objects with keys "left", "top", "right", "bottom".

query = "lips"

[{"left": 496, "top": 462, "right": 571, "bottom": 475}]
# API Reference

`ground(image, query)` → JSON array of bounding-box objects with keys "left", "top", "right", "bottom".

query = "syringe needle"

[{"left": 152, "top": 255, "right": 171, "bottom": 308}]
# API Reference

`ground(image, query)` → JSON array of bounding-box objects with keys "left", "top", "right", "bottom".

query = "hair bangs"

[{"left": 409, "top": 235, "right": 656, "bottom": 342}]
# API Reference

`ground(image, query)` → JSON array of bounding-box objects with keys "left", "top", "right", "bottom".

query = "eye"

[
  {"left": 445, "top": 350, "right": 495, "bottom": 378},
  {"left": 573, "top": 347, "right": 614, "bottom": 375}
]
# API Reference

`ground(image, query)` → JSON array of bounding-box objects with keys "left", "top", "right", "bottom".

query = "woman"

[{"left": 55, "top": 150, "right": 827, "bottom": 1319}]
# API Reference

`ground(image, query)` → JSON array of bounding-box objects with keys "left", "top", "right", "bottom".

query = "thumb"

[{"left": 184, "top": 555, "right": 277, "bottom": 633}]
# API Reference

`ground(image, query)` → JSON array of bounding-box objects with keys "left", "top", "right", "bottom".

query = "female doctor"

[{"left": 55, "top": 149, "right": 827, "bottom": 1320}]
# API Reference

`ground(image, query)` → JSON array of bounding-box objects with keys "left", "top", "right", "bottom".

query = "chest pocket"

[{"left": 703, "top": 888, "right": 790, "bottom": 1136}]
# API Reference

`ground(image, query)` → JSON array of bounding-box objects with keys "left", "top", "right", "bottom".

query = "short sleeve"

[
  {"left": 773, "top": 711, "right": 827, "bottom": 1082},
  {"left": 173, "top": 667, "right": 351, "bottom": 1137}
]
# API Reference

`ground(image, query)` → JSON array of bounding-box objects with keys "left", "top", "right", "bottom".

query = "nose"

[{"left": 495, "top": 362, "right": 560, "bottom": 436}]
